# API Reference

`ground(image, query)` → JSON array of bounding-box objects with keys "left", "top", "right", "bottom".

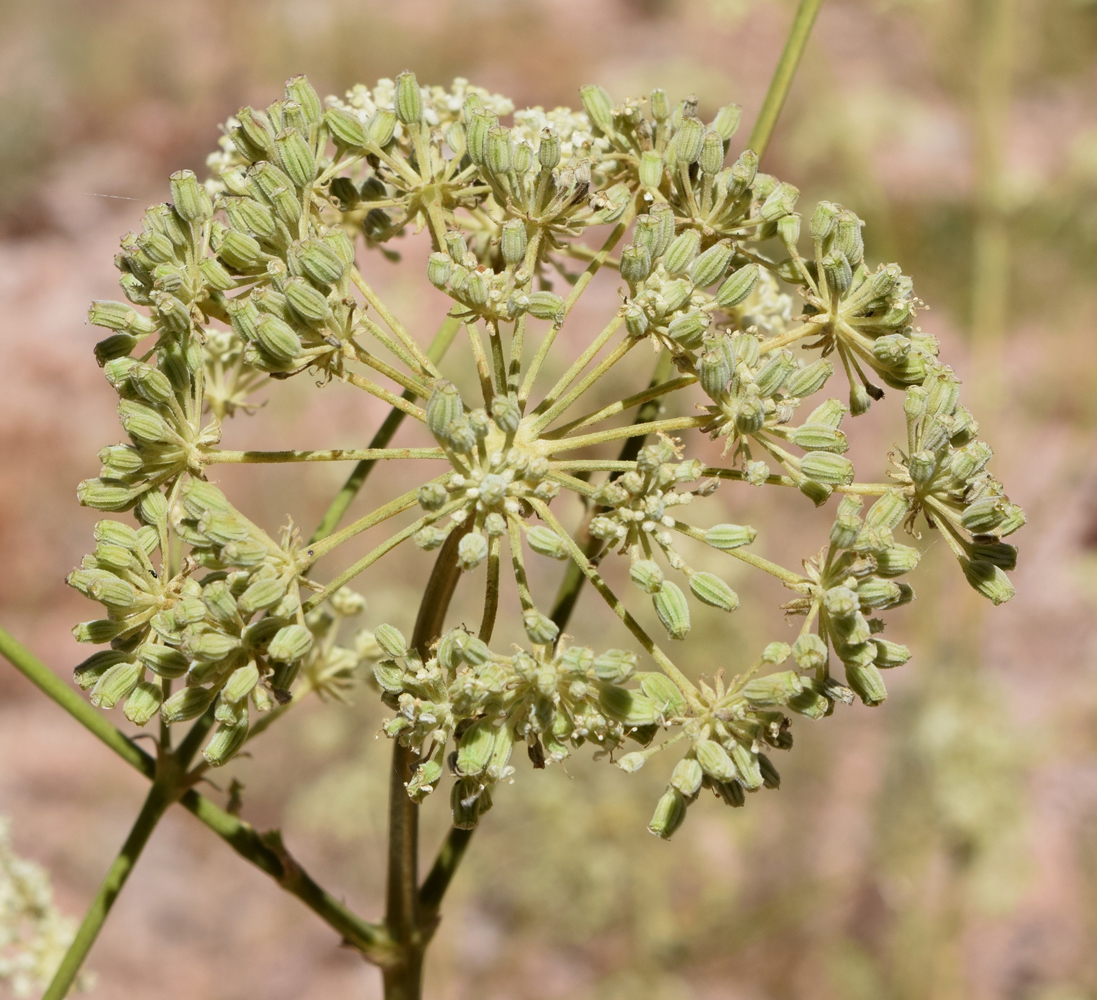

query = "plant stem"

[
  {"left": 747, "top": 0, "right": 825, "bottom": 160},
  {"left": 43, "top": 781, "right": 176, "bottom": 1000},
  {"left": 383, "top": 527, "right": 467, "bottom": 1000},
  {"left": 418, "top": 827, "right": 474, "bottom": 924},
  {"left": 309, "top": 312, "right": 461, "bottom": 545},
  {"left": 0, "top": 627, "right": 394, "bottom": 963},
  {"left": 206, "top": 448, "right": 445, "bottom": 465}
]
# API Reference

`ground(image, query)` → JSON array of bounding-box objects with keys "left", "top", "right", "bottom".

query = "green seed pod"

[
  {"left": 161, "top": 684, "right": 215, "bottom": 723},
  {"left": 485, "top": 125, "right": 513, "bottom": 177},
  {"left": 283, "top": 277, "right": 330, "bottom": 325},
  {"left": 184, "top": 629, "right": 241, "bottom": 662},
  {"left": 695, "top": 739, "right": 736, "bottom": 782},
  {"left": 500, "top": 219, "right": 527, "bottom": 266},
  {"left": 73, "top": 618, "right": 127, "bottom": 644},
  {"left": 822, "top": 250, "right": 853, "bottom": 300},
  {"left": 962, "top": 559, "right": 1015, "bottom": 604},
  {"left": 690, "top": 239, "right": 733, "bottom": 288},
  {"left": 639, "top": 150, "right": 664, "bottom": 190},
  {"left": 805, "top": 398, "right": 846, "bottom": 429},
  {"left": 198, "top": 257, "right": 236, "bottom": 292},
  {"left": 116, "top": 401, "right": 168, "bottom": 449},
  {"left": 715, "top": 263, "right": 759, "bottom": 307},
  {"left": 489, "top": 393, "right": 522, "bottom": 434},
  {"left": 872, "top": 639, "right": 911, "bottom": 668},
  {"left": 273, "top": 129, "right": 317, "bottom": 188},
  {"left": 785, "top": 358, "right": 833, "bottom": 399},
  {"left": 426, "top": 381, "right": 464, "bottom": 440},
  {"left": 89, "top": 658, "right": 143, "bottom": 710},
  {"left": 458, "top": 531, "right": 489, "bottom": 571},
  {"left": 255, "top": 315, "right": 302, "bottom": 364},
  {"left": 627, "top": 559, "right": 663, "bottom": 595},
  {"left": 907, "top": 450, "right": 936, "bottom": 487},
  {"left": 218, "top": 229, "right": 264, "bottom": 270},
  {"left": 705, "top": 523, "right": 756, "bottom": 550},
  {"left": 75, "top": 650, "right": 133, "bottom": 690},
  {"left": 394, "top": 71, "right": 422, "bottom": 125},
  {"left": 363, "top": 109, "right": 396, "bottom": 149},
  {"left": 791, "top": 423, "right": 848, "bottom": 453},
  {"left": 373, "top": 624, "right": 407, "bottom": 660},
  {"left": 599, "top": 686, "right": 659, "bottom": 726},
  {"left": 325, "top": 107, "right": 368, "bottom": 147},
  {"left": 137, "top": 644, "right": 188, "bottom": 679},
  {"left": 875, "top": 544, "right": 921, "bottom": 577},
  {"left": 203, "top": 718, "right": 250, "bottom": 767},
  {"left": 122, "top": 681, "right": 163, "bottom": 726},
  {"left": 845, "top": 659, "right": 887, "bottom": 706},
  {"left": 754, "top": 352, "right": 796, "bottom": 397},
  {"left": 427, "top": 252, "right": 453, "bottom": 289},
  {"left": 579, "top": 84, "right": 614, "bottom": 134},
  {"left": 649, "top": 788, "right": 687, "bottom": 839},
  {"left": 373, "top": 660, "right": 405, "bottom": 694},
  {"left": 527, "top": 291, "right": 564, "bottom": 323},
  {"left": 671, "top": 756, "right": 704, "bottom": 797},
  {"left": 762, "top": 641, "right": 791, "bottom": 664},
  {"left": 619, "top": 244, "right": 652, "bottom": 286},
  {"left": 857, "top": 578, "right": 903, "bottom": 610},
  {"left": 833, "top": 211, "right": 864, "bottom": 267},
  {"left": 688, "top": 572, "right": 739, "bottom": 612},
  {"left": 456, "top": 720, "right": 496, "bottom": 777},
  {"left": 800, "top": 451, "right": 854, "bottom": 486},
  {"left": 523, "top": 609, "right": 560, "bottom": 646},
  {"left": 526, "top": 526, "right": 568, "bottom": 560},
  {"left": 676, "top": 117, "right": 704, "bottom": 164},
  {"left": 201, "top": 580, "right": 239, "bottom": 625},
  {"left": 864, "top": 490, "right": 910, "bottom": 531},
  {"left": 632, "top": 672, "right": 684, "bottom": 718},
  {"left": 649, "top": 88, "right": 670, "bottom": 121},
  {"left": 709, "top": 102, "right": 741, "bottom": 139},
  {"left": 653, "top": 581, "right": 690, "bottom": 640},
  {"left": 663, "top": 229, "right": 701, "bottom": 277},
  {"left": 667, "top": 311, "right": 709, "bottom": 348},
  {"left": 220, "top": 662, "right": 259, "bottom": 704},
  {"left": 169, "top": 170, "right": 212, "bottom": 224},
  {"left": 700, "top": 348, "right": 731, "bottom": 399},
  {"left": 810, "top": 200, "right": 841, "bottom": 244},
  {"left": 538, "top": 128, "right": 561, "bottom": 169},
  {"left": 237, "top": 577, "right": 286, "bottom": 617},
  {"left": 593, "top": 649, "right": 637, "bottom": 684},
  {"left": 789, "top": 685, "right": 831, "bottom": 720},
  {"left": 792, "top": 632, "right": 828, "bottom": 670},
  {"left": 960, "top": 495, "right": 1010, "bottom": 534},
  {"left": 758, "top": 753, "right": 781, "bottom": 789},
  {"left": 699, "top": 130, "right": 724, "bottom": 175},
  {"left": 451, "top": 777, "right": 492, "bottom": 831},
  {"left": 268, "top": 624, "right": 313, "bottom": 663},
  {"left": 729, "top": 742, "right": 762, "bottom": 790},
  {"left": 741, "top": 670, "right": 803, "bottom": 706},
  {"left": 93, "top": 334, "right": 140, "bottom": 365},
  {"left": 295, "top": 237, "right": 345, "bottom": 284}
]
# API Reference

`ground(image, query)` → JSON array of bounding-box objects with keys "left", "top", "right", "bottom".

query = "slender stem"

[
  {"left": 383, "top": 528, "right": 467, "bottom": 1000},
  {"left": 670, "top": 519, "right": 808, "bottom": 588},
  {"left": 531, "top": 499, "right": 702, "bottom": 709},
  {"left": 350, "top": 267, "right": 439, "bottom": 379},
  {"left": 418, "top": 827, "right": 474, "bottom": 923},
  {"left": 206, "top": 448, "right": 445, "bottom": 465},
  {"left": 179, "top": 791, "right": 393, "bottom": 959},
  {"left": 305, "top": 499, "right": 463, "bottom": 609},
  {"left": 309, "top": 313, "right": 462, "bottom": 545},
  {"left": 0, "top": 627, "right": 155, "bottom": 779},
  {"left": 548, "top": 352, "right": 676, "bottom": 634},
  {"left": 480, "top": 533, "right": 501, "bottom": 642},
  {"left": 541, "top": 414, "right": 708, "bottom": 454},
  {"left": 519, "top": 217, "right": 633, "bottom": 405},
  {"left": 532, "top": 336, "right": 637, "bottom": 434},
  {"left": 747, "top": 0, "right": 826, "bottom": 160},
  {"left": 341, "top": 371, "right": 427, "bottom": 421},
  {"left": 43, "top": 782, "right": 176, "bottom": 1000},
  {"left": 530, "top": 312, "right": 626, "bottom": 421},
  {"left": 545, "top": 376, "right": 697, "bottom": 439},
  {"left": 307, "top": 484, "right": 427, "bottom": 561},
  {"left": 0, "top": 628, "right": 394, "bottom": 963}
]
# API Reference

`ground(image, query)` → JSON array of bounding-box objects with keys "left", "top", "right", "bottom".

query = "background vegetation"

[{"left": 1, "top": 0, "right": 1095, "bottom": 997}]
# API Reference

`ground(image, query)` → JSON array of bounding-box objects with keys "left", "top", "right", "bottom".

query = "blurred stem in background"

[{"left": 970, "top": 0, "right": 1015, "bottom": 414}]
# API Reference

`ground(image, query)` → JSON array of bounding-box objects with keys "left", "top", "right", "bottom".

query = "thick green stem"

[
  {"left": 43, "top": 782, "right": 175, "bottom": 1000},
  {"left": 383, "top": 527, "right": 467, "bottom": 1000},
  {"left": 419, "top": 827, "right": 474, "bottom": 924},
  {"left": 748, "top": 0, "right": 825, "bottom": 159}
]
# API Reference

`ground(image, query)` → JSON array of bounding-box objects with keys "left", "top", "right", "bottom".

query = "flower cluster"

[{"left": 70, "top": 73, "right": 1024, "bottom": 839}]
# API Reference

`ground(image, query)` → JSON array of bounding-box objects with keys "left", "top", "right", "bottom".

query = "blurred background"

[{"left": 1, "top": 0, "right": 1096, "bottom": 997}]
